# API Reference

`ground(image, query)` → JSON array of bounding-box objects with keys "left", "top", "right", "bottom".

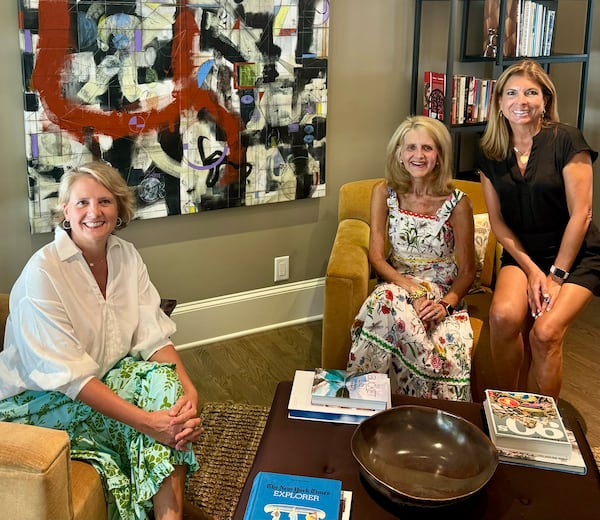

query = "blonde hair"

[
  {"left": 385, "top": 115, "right": 454, "bottom": 195},
  {"left": 54, "top": 161, "right": 135, "bottom": 229},
  {"left": 481, "top": 59, "right": 559, "bottom": 161}
]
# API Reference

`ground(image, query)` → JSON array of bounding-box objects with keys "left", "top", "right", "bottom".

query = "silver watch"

[{"left": 550, "top": 264, "right": 569, "bottom": 280}]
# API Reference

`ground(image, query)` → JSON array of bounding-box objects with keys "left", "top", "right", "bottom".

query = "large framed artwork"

[{"left": 18, "top": 0, "right": 329, "bottom": 233}]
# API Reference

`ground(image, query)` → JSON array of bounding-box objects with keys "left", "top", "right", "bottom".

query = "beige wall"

[{"left": 1, "top": 1, "right": 598, "bottom": 302}]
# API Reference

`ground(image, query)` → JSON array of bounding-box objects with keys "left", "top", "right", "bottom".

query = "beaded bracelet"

[{"left": 407, "top": 287, "right": 428, "bottom": 304}]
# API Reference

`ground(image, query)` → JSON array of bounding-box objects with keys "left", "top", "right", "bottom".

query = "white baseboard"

[{"left": 171, "top": 278, "right": 325, "bottom": 350}]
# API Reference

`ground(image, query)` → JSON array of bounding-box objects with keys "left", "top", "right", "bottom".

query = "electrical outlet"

[{"left": 274, "top": 256, "right": 289, "bottom": 282}]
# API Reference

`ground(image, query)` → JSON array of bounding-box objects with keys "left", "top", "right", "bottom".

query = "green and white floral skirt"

[{"left": 0, "top": 357, "right": 199, "bottom": 520}]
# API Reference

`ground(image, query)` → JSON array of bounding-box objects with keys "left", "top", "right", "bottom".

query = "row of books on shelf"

[
  {"left": 424, "top": 71, "right": 496, "bottom": 125},
  {"left": 483, "top": 388, "right": 587, "bottom": 475},
  {"left": 244, "top": 471, "right": 352, "bottom": 520},
  {"left": 484, "top": 0, "right": 556, "bottom": 58}
]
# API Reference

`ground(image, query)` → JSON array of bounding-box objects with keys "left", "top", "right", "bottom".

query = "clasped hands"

[
  {"left": 149, "top": 394, "right": 203, "bottom": 451},
  {"left": 407, "top": 286, "right": 446, "bottom": 331}
]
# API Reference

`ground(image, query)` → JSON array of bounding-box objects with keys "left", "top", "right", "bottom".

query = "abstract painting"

[{"left": 18, "top": 0, "right": 329, "bottom": 233}]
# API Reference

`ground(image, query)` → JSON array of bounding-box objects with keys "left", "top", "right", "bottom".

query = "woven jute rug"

[
  {"left": 186, "top": 402, "right": 270, "bottom": 520},
  {"left": 593, "top": 447, "right": 600, "bottom": 472}
]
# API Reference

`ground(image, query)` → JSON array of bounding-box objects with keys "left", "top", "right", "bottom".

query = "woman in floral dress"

[{"left": 347, "top": 116, "right": 476, "bottom": 401}]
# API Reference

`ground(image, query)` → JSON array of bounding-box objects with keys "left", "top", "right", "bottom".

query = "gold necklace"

[
  {"left": 87, "top": 257, "right": 105, "bottom": 268},
  {"left": 514, "top": 146, "right": 531, "bottom": 165}
]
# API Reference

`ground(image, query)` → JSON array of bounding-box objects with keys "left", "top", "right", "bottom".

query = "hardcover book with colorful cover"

[
  {"left": 483, "top": 389, "right": 572, "bottom": 459},
  {"left": 288, "top": 370, "right": 389, "bottom": 424},
  {"left": 310, "top": 368, "right": 390, "bottom": 411},
  {"left": 423, "top": 71, "right": 446, "bottom": 121},
  {"left": 243, "top": 471, "right": 342, "bottom": 520}
]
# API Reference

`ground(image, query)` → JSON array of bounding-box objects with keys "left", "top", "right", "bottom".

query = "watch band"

[
  {"left": 439, "top": 300, "right": 454, "bottom": 316},
  {"left": 550, "top": 264, "right": 569, "bottom": 280}
]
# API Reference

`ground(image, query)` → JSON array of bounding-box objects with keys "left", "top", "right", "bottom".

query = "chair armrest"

[
  {"left": 0, "top": 421, "right": 74, "bottom": 520},
  {"left": 322, "top": 218, "right": 371, "bottom": 369}
]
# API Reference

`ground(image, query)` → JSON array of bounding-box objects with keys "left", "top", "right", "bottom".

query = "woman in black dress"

[{"left": 477, "top": 59, "right": 600, "bottom": 399}]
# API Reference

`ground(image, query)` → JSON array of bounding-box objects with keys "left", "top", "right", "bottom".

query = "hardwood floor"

[{"left": 179, "top": 297, "right": 600, "bottom": 448}]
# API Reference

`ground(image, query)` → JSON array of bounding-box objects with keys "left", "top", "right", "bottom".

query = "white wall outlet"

[{"left": 274, "top": 256, "right": 289, "bottom": 282}]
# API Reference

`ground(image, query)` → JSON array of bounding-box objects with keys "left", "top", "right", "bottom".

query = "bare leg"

[
  {"left": 527, "top": 284, "right": 592, "bottom": 399},
  {"left": 153, "top": 465, "right": 186, "bottom": 520},
  {"left": 518, "top": 326, "right": 533, "bottom": 391},
  {"left": 488, "top": 267, "right": 530, "bottom": 390}
]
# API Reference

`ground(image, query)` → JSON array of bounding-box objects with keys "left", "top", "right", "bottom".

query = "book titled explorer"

[
  {"left": 483, "top": 389, "right": 572, "bottom": 459},
  {"left": 243, "top": 471, "right": 342, "bottom": 520}
]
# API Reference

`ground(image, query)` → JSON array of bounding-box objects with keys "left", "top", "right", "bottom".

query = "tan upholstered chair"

[
  {"left": 321, "top": 179, "right": 503, "bottom": 402},
  {"left": 0, "top": 292, "right": 107, "bottom": 520}
]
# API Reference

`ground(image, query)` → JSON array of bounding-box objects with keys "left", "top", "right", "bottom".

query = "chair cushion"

[{"left": 471, "top": 213, "right": 492, "bottom": 293}]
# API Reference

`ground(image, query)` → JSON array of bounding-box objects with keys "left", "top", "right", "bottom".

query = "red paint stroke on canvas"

[{"left": 31, "top": 0, "right": 244, "bottom": 186}]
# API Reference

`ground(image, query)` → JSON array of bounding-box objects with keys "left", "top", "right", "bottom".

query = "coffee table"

[{"left": 233, "top": 381, "right": 600, "bottom": 519}]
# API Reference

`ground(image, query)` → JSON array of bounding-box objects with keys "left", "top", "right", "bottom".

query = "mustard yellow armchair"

[{"left": 321, "top": 179, "right": 501, "bottom": 402}]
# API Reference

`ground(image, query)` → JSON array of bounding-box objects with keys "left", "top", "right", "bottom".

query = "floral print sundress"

[{"left": 347, "top": 187, "right": 473, "bottom": 401}]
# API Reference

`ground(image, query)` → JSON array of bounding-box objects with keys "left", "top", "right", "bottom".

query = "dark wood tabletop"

[{"left": 233, "top": 381, "right": 600, "bottom": 519}]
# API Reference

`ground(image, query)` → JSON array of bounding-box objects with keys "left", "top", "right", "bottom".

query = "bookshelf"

[{"left": 410, "top": 0, "right": 595, "bottom": 179}]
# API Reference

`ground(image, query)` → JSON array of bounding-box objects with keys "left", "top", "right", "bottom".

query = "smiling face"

[
  {"left": 500, "top": 73, "right": 546, "bottom": 130},
  {"left": 62, "top": 175, "right": 119, "bottom": 251},
  {"left": 398, "top": 128, "right": 439, "bottom": 181}
]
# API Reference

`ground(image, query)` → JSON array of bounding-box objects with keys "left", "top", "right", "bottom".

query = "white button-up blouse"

[{"left": 0, "top": 227, "right": 176, "bottom": 400}]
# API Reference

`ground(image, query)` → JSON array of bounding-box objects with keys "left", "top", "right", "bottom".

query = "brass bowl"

[{"left": 351, "top": 405, "right": 498, "bottom": 507}]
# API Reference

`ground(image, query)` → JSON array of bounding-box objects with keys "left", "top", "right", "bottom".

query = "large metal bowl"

[{"left": 351, "top": 405, "right": 498, "bottom": 507}]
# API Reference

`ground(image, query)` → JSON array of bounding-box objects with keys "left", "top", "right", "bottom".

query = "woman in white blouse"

[{"left": 0, "top": 162, "right": 208, "bottom": 520}]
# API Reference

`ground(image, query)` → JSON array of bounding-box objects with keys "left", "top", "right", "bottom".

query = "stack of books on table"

[
  {"left": 288, "top": 369, "right": 391, "bottom": 424},
  {"left": 243, "top": 471, "right": 352, "bottom": 520},
  {"left": 483, "top": 389, "right": 587, "bottom": 475}
]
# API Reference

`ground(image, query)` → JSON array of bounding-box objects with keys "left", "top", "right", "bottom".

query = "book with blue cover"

[
  {"left": 243, "top": 471, "right": 342, "bottom": 520},
  {"left": 310, "top": 368, "right": 390, "bottom": 411}
]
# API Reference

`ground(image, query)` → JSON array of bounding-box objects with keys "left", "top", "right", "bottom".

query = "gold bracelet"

[{"left": 407, "top": 287, "right": 428, "bottom": 304}]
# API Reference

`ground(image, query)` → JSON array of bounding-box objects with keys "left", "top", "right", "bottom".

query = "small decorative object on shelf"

[
  {"left": 243, "top": 471, "right": 343, "bottom": 520},
  {"left": 484, "top": 27, "right": 499, "bottom": 57},
  {"left": 483, "top": 389, "right": 572, "bottom": 459}
]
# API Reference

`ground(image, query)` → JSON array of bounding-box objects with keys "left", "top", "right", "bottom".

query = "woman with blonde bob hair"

[
  {"left": 54, "top": 161, "right": 135, "bottom": 229},
  {"left": 0, "top": 161, "right": 210, "bottom": 519},
  {"left": 348, "top": 116, "right": 476, "bottom": 401},
  {"left": 385, "top": 115, "right": 454, "bottom": 196}
]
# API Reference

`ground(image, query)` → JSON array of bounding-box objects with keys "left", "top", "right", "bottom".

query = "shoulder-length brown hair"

[
  {"left": 481, "top": 59, "right": 559, "bottom": 161},
  {"left": 385, "top": 115, "right": 454, "bottom": 196}
]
